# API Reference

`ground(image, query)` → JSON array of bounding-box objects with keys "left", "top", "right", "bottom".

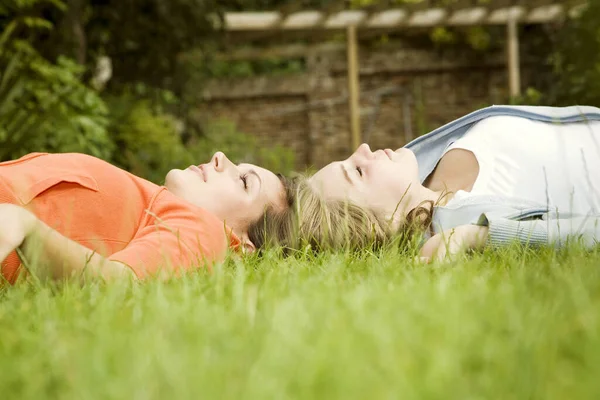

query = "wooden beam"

[
  {"left": 526, "top": 4, "right": 564, "bottom": 23},
  {"left": 365, "top": 9, "right": 409, "bottom": 28},
  {"left": 447, "top": 7, "right": 488, "bottom": 25},
  {"left": 325, "top": 10, "right": 368, "bottom": 29},
  {"left": 347, "top": 25, "right": 362, "bottom": 151},
  {"left": 221, "top": 1, "right": 589, "bottom": 39},
  {"left": 281, "top": 11, "right": 324, "bottom": 30},
  {"left": 225, "top": 12, "right": 281, "bottom": 31},
  {"left": 407, "top": 8, "right": 448, "bottom": 27},
  {"left": 487, "top": 5, "right": 526, "bottom": 24},
  {"left": 507, "top": 15, "right": 521, "bottom": 98}
]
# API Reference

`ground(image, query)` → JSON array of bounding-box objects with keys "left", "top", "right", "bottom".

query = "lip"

[
  {"left": 383, "top": 148, "right": 395, "bottom": 160},
  {"left": 189, "top": 165, "right": 206, "bottom": 182}
]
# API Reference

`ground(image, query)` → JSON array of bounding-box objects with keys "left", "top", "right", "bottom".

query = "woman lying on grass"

[
  {"left": 0, "top": 151, "right": 290, "bottom": 284},
  {"left": 255, "top": 105, "right": 600, "bottom": 261}
]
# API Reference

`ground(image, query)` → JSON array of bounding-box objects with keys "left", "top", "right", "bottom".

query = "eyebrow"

[
  {"left": 246, "top": 169, "right": 263, "bottom": 188},
  {"left": 340, "top": 164, "right": 353, "bottom": 185}
]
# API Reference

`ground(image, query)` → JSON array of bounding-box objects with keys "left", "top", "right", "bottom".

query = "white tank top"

[{"left": 444, "top": 115, "right": 600, "bottom": 215}]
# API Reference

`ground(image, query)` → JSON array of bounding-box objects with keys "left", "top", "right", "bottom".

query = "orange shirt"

[{"left": 0, "top": 153, "right": 240, "bottom": 283}]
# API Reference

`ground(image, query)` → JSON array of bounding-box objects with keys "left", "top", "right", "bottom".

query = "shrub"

[
  {"left": 188, "top": 119, "right": 295, "bottom": 176},
  {"left": 0, "top": 0, "right": 114, "bottom": 161},
  {"left": 107, "top": 96, "right": 191, "bottom": 184},
  {"left": 105, "top": 93, "right": 295, "bottom": 183},
  {"left": 545, "top": 0, "right": 600, "bottom": 106}
]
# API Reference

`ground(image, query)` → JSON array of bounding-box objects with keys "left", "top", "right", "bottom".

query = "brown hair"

[
  {"left": 248, "top": 174, "right": 440, "bottom": 253},
  {"left": 247, "top": 174, "right": 297, "bottom": 250}
]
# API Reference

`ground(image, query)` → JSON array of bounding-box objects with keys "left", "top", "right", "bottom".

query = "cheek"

[
  {"left": 363, "top": 165, "right": 412, "bottom": 205},
  {"left": 367, "top": 164, "right": 402, "bottom": 189},
  {"left": 209, "top": 179, "right": 241, "bottom": 199},
  {"left": 207, "top": 190, "right": 252, "bottom": 227},
  {"left": 203, "top": 183, "right": 249, "bottom": 212}
]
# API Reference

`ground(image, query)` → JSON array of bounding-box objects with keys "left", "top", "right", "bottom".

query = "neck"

[
  {"left": 408, "top": 185, "right": 450, "bottom": 211},
  {"left": 389, "top": 186, "right": 450, "bottom": 230}
]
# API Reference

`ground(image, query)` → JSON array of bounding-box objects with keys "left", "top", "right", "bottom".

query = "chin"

[
  {"left": 394, "top": 148, "right": 414, "bottom": 158},
  {"left": 398, "top": 149, "right": 419, "bottom": 173},
  {"left": 164, "top": 169, "right": 183, "bottom": 190}
]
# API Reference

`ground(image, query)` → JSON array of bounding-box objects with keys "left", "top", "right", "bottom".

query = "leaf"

[{"left": 22, "top": 17, "right": 53, "bottom": 30}]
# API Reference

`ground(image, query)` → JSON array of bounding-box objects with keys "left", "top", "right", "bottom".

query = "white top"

[{"left": 443, "top": 115, "right": 600, "bottom": 215}]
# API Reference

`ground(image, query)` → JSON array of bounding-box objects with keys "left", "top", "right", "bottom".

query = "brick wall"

[{"left": 198, "top": 39, "right": 531, "bottom": 169}]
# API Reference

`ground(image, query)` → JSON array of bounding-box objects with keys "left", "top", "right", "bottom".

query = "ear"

[{"left": 239, "top": 232, "right": 256, "bottom": 254}]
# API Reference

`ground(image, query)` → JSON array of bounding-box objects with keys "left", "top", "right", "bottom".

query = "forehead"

[
  {"left": 311, "top": 162, "right": 337, "bottom": 185},
  {"left": 310, "top": 162, "right": 350, "bottom": 199},
  {"left": 240, "top": 163, "right": 286, "bottom": 206}
]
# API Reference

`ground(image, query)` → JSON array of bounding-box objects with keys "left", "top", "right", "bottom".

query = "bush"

[
  {"left": 0, "top": 0, "right": 295, "bottom": 179},
  {"left": 106, "top": 93, "right": 295, "bottom": 183},
  {"left": 188, "top": 119, "right": 296, "bottom": 176},
  {"left": 0, "top": 0, "right": 114, "bottom": 161},
  {"left": 107, "top": 96, "right": 191, "bottom": 184},
  {"left": 545, "top": 0, "right": 600, "bottom": 106}
]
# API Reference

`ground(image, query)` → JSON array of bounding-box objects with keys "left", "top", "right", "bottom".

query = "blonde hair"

[{"left": 248, "top": 174, "right": 438, "bottom": 252}]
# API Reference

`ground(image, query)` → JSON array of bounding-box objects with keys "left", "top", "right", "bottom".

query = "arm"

[
  {"left": 0, "top": 204, "right": 136, "bottom": 282},
  {"left": 420, "top": 214, "right": 600, "bottom": 262},
  {"left": 481, "top": 214, "right": 600, "bottom": 249},
  {"left": 419, "top": 225, "right": 488, "bottom": 262}
]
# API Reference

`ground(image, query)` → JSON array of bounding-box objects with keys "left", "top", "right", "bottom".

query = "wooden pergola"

[{"left": 221, "top": 0, "right": 587, "bottom": 149}]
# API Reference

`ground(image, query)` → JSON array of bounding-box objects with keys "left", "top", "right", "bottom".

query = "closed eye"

[
  {"left": 239, "top": 169, "right": 261, "bottom": 192},
  {"left": 240, "top": 173, "right": 248, "bottom": 190}
]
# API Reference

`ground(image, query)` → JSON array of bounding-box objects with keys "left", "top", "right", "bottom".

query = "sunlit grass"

[{"left": 1, "top": 245, "right": 600, "bottom": 399}]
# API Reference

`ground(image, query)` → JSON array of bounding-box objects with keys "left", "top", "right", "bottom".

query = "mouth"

[{"left": 189, "top": 165, "right": 206, "bottom": 182}]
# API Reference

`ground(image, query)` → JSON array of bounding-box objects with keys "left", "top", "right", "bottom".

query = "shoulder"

[
  {"left": 147, "top": 189, "right": 237, "bottom": 248},
  {"left": 1, "top": 152, "right": 130, "bottom": 183},
  {"left": 470, "top": 115, "right": 539, "bottom": 133}
]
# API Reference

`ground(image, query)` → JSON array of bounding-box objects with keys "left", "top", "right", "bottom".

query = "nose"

[
  {"left": 350, "top": 143, "right": 372, "bottom": 160},
  {"left": 356, "top": 143, "right": 372, "bottom": 156},
  {"left": 211, "top": 151, "right": 235, "bottom": 172}
]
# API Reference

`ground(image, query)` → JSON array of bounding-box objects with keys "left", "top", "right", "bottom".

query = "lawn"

[{"left": 1, "top": 246, "right": 600, "bottom": 399}]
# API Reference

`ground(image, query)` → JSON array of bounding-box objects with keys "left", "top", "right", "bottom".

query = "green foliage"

[
  {"left": 544, "top": 0, "right": 600, "bottom": 106},
  {"left": 1, "top": 0, "right": 297, "bottom": 181},
  {"left": 430, "top": 26, "right": 494, "bottom": 52},
  {"left": 178, "top": 49, "right": 306, "bottom": 106},
  {"left": 106, "top": 93, "right": 295, "bottom": 183},
  {"left": 464, "top": 26, "right": 491, "bottom": 51},
  {"left": 189, "top": 119, "right": 296, "bottom": 175},
  {"left": 510, "top": 87, "right": 543, "bottom": 106},
  {"left": 80, "top": 0, "right": 229, "bottom": 90},
  {"left": 5, "top": 0, "right": 255, "bottom": 92},
  {"left": 430, "top": 27, "right": 457, "bottom": 46},
  {"left": 107, "top": 96, "right": 190, "bottom": 183},
  {"left": 0, "top": 0, "right": 65, "bottom": 15},
  {"left": 0, "top": 0, "right": 113, "bottom": 161}
]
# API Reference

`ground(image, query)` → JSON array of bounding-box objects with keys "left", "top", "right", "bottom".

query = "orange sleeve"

[{"left": 109, "top": 192, "right": 233, "bottom": 279}]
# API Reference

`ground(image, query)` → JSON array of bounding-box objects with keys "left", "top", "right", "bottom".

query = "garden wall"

[{"left": 198, "top": 39, "right": 537, "bottom": 169}]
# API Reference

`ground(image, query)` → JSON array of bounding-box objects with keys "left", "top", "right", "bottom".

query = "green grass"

[{"left": 2, "top": 246, "right": 600, "bottom": 399}]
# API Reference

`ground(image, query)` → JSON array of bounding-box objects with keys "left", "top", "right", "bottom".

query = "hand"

[
  {"left": 0, "top": 204, "right": 135, "bottom": 282},
  {"left": 0, "top": 204, "right": 37, "bottom": 264},
  {"left": 419, "top": 224, "right": 489, "bottom": 262}
]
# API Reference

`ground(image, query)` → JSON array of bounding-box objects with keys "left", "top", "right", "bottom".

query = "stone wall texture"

[{"left": 198, "top": 39, "right": 535, "bottom": 169}]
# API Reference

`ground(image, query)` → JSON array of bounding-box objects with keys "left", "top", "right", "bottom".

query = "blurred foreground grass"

[{"left": 1, "top": 246, "right": 600, "bottom": 399}]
